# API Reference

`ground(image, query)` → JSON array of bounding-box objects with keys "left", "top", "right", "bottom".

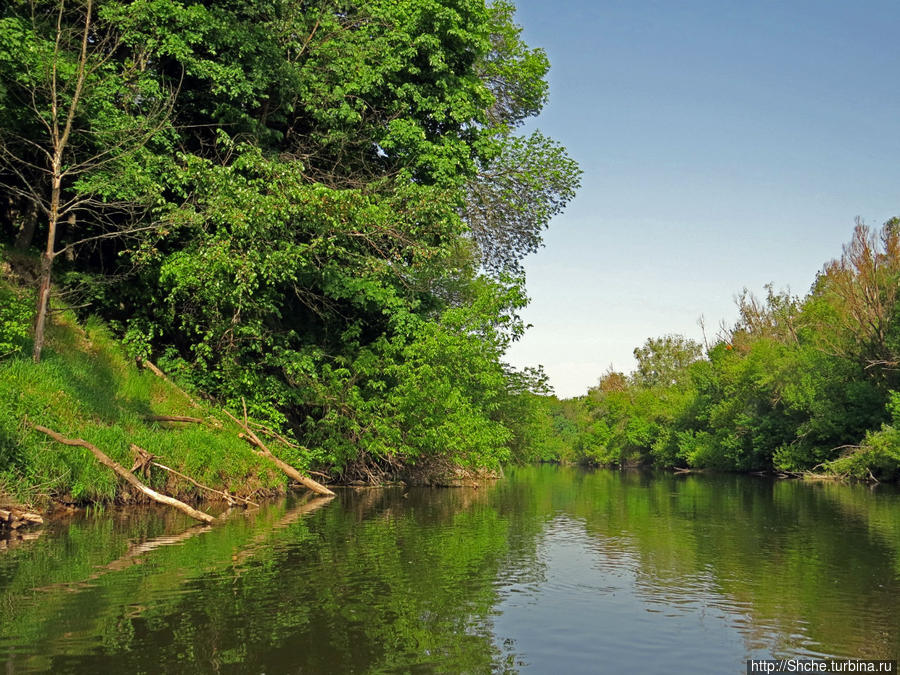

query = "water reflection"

[{"left": 0, "top": 466, "right": 897, "bottom": 672}]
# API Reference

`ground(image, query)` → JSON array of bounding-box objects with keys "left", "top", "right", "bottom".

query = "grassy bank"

[{"left": 0, "top": 294, "right": 305, "bottom": 509}]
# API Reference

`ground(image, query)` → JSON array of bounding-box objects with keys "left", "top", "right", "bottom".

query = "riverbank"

[
  {"left": 0, "top": 305, "right": 306, "bottom": 511},
  {"left": 0, "top": 293, "right": 510, "bottom": 518}
]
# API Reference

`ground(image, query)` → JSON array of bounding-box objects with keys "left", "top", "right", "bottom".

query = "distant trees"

[
  {"left": 518, "top": 220, "right": 900, "bottom": 481},
  {"left": 632, "top": 335, "right": 702, "bottom": 387}
]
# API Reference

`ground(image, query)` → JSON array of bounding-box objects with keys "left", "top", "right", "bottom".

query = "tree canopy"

[{"left": 0, "top": 0, "right": 580, "bottom": 479}]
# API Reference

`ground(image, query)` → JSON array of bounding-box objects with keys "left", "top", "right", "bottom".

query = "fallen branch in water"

[
  {"left": 129, "top": 444, "right": 259, "bottom": 507},
  {"left": 28, "top": 422, "right": 215, "bottom": 523},
  {"left": 224, "top": 408, "right": 334, "bottom": 496}
]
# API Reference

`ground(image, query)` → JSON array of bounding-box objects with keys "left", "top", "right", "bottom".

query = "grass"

[{"left": 0, "top": 287, "right": 291, "bottom": 509}]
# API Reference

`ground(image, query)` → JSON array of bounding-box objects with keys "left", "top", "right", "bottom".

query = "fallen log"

[
  {"left": 28, "top": 423, "right": 215, "bottom": 524},
  {"left": 129, "top": 444, "right": 259, "bottom": 507},
  {"left": 247, "top": 424, "right": 332, "bottom": 482},
  {"left": 223, "top": 409, "right": 334, "bottom": 496},
  {"left": 0, "top": 508, "right": 44, "bottom": 531}
]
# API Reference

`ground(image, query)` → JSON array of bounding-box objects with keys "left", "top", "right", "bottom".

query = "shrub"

[{"left": 0, "top": 283, "right": 31, "bottom": 358}]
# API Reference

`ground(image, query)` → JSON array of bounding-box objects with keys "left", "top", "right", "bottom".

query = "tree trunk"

[
  {"left": 32, "top": 174, "right": 60, "bottom": 364},
  {"left": 31, "top": 251, "right": 54, "bottom": 363}
]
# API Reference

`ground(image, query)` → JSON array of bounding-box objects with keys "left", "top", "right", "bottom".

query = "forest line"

[{"left": 516, "top": 220, "right": 900, "bottom": 481}]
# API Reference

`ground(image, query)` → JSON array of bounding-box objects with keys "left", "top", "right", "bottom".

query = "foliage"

[
  {"left": 518, "top": 220, "right": 900, "bottom": 481},
  {"left": 465, "top": 131, "right": 581, "bottom": 275},
  {"left": 0, "top": 0, "right": 580, "bottom": 479},
  {"left": 0, "top": 280, "right": 31, "bottom": 358}
]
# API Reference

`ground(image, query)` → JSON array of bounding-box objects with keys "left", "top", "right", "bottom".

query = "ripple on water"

[{"left": 3, "top": 468, "right": 899, "bottom": 672}]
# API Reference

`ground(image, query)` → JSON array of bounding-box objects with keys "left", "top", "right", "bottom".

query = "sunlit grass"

[{"left": 0, "top": 300, "right": 286, "bottom": 508}]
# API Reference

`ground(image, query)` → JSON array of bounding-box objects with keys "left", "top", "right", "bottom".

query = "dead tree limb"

[
  {"left": 28, "top": 422, "right": 215, "bottom": 523},
  {"left": 128, "top": 445, "right": 258, "bottom": 507},
  {"left": 250, "top": 420, "right": 300, "bottom": 448},
  {"left": 223, "top": 409, "right": 334, "bottom": 496}
]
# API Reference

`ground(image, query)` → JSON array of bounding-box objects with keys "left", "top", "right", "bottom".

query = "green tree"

[
  {"left": 0, "top": 0, "right": 172, "bottom": 362},
  {"left": 632, "top": 334, "right": 703, "bottom": 388}
]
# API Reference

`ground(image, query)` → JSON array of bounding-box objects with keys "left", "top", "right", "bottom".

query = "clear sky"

[{"left": 503, "top": 0, "right": 900, "bottom": 398}]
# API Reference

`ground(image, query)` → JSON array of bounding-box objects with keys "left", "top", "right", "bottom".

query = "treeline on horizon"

[
  {"left": 515, "top": 220, "right": 900, "bottom": 481},
  {"left": 0, "top": 0, "right": 579, "bottom": 483}
]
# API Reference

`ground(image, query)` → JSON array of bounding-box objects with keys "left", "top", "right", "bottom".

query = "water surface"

[{"left": 1, "top": 466, "right": 898, "bottom": 672}]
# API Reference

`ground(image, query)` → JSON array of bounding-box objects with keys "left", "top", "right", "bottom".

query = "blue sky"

[{"left": 503, "top": 0, "right": 900, "bottom": 398}]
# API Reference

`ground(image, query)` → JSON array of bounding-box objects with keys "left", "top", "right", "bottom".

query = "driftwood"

[
  {"left": 223, "top": 408, "right": 334, "bottom": 496},
  {"left": 29, "top": 423, "right": 215, "bottom": 523},
  {"left": 0, "top": 508, "right": 44, "bottom": 531},
  {"left": 129, "top": 444, "right": 259, "bottom": 507}
]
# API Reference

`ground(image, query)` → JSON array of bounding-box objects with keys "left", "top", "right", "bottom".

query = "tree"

[
  {"left": 0, "top": 0, "right": 170, "bottom": 361},
  {"left": 2, "top": 0, "right": 582, "bottom": 478},
  {"left": 462, "top": 2, "right": 580, "bottom": 275},
  {"left": 632, "top": 334, "right": 703, "bottom": 387},
  {"left": 810, "top": 218, "right": 900, "bottom": 373},
  {"left": 464, "top": 131, "right": 580, "bottom": 275}
]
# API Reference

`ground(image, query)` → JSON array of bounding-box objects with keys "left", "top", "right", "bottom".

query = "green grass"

[{"left": 0, "top": 300, "right": 290, "bottom": 508}]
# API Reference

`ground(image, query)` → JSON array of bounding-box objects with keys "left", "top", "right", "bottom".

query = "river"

[{"left": 1, "top": 466, "right": 898, "bottom": 672}]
